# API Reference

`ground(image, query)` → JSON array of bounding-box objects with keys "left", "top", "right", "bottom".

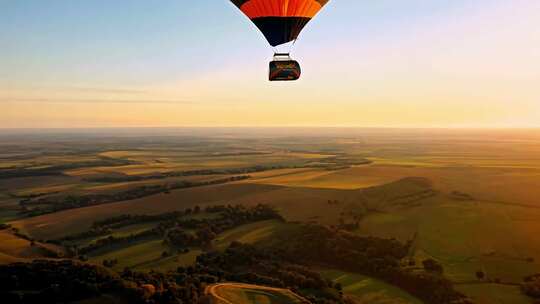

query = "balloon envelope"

[{"left": 231, "top": 0, "right": 329, "bottom": 47}]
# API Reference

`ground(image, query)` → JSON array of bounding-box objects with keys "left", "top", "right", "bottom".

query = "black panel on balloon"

[{"left": 252, "top": 17, "right": 311, "bottom": 47}]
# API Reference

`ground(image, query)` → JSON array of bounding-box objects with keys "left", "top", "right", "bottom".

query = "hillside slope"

[{"left": 10, "top": 177, "right": 435, "bottom": 240}]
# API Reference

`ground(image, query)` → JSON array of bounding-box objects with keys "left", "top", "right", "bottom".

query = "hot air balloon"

[{"left": 230, "top": 0, "right": 329, "bottom": 81}]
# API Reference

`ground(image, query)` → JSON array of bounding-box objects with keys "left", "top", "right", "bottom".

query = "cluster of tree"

[
  {"left": 0, "top": 259, "right": 216, "bottom": 304},
  {"left": 92, "top": 211, "right": 186, "bottom": 230},
  {"left": 0, "top": 156, "right": 134, "bottom": 180},
  {"left": 121, "top": 266, "right": 215, "bottom": 304},
  {"left": 164, "top": 204, "right": 283, "bottom": 249},
  {"left": 0, "top": 260, "right": 141, "bottom": 304},
  {"left": 422, "top": 258, "right": 444, "bottom": 274},
  {"left": 59, "top": 204, "right": 281, "bottom": 257},
  {"left": 0, "top": 257, "right": 346, "bottom": 304},
  {"left": 522, "top": 274, "right": 540, "bottom": 299},
  {"left": 336, "top": 214, "right": 361, "bottom": 231},
  {"left": 102, "top": 258, "right": 119, "bottom": 268},
  {"left": 274, "top": 225, "right": 408, "bottom": 265},
  {"left": 267, "top": 224, "right": 471, "bottom": 304},
  {"left": 196, "top": 241, "right": 348, "bottom": 303},
  {"left": 19, "top": 175, "right": 250, "bottom": 216},
  {"left": 165, "top": 229, "right": 204, "bottom": 249}
]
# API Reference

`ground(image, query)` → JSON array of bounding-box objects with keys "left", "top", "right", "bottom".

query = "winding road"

[{"left": 205, "top": 283, "right": 311, "bottom": 304}]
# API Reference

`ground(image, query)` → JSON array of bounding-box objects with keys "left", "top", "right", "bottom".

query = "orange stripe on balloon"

[
  {"left": 283, "top": 0, "right": 290, "bottom": 16},
  {"left": 241, "top": 0, "right": 322, "bottom": 18},
  {"left": 288, "top": 0, "right": 299, "bottom": 16}
]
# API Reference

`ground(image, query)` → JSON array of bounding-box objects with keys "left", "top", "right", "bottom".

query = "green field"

[
  {"left": 135, "top": 248, "right": 203, "bottom": 272},
  {"left": 88, "top": 239, "right": 166, "bottom": 271},
  {"left": 455, "top": 283, "right": 533, "bottom": 304},
  {"left": 213, "top": 219, "right": 290, "bottom": 250},
  {"left": 87, "top": 238, "right": 202, "bottom": 272},
  {"left": 321, "top": 269, "right": 422, "bottom": 304},
  {"left": 357, "top": 197, "right": 540, "bottom": 284},
  {"left": 73, "top": 222, "right": 158, "bottom": 247}
]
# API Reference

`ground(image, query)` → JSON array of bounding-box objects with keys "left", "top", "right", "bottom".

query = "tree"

[
  {"left": 422, "top": 258, "right": 444, "bottom": 274},
  {"left": 522, "top": 277, "right": 540, "bottom": 298},
  {"left": 476, "top": 271, "right": 485, "bottom": 280}
]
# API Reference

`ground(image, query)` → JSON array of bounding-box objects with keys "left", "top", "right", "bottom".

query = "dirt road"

[{"left": 205, "top": 282, "right": 311, "bottom": 304}]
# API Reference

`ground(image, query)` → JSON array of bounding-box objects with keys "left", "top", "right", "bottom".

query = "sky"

[{"left": 1, "top": 0, "right": 539, "bottom": 128}]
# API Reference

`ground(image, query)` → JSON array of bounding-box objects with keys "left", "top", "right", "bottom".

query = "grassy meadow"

[{"left": 321, "top": 269, "right": 423, "bottom": 304}]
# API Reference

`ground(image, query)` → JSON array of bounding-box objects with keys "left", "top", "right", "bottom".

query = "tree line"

[
  {"left": 84, "top": 157, "right": 371, "bottom": 184},
  {"left": 0, "top": 156, "right": 135, "bottom": 180},
  {"left": 0, "top": 251, "right": 346, "bottom": 304},
  {"left": 264, "top": 224, "right": 472, "bottom": 304},
  {"left": 522, "top": 273, "right": 540, "bottom": 300},
  {"left": 53, "top": 204, "right": 282, "bottom": 257},
  {"left": 19, "top": 176, "right": 249, "bottom": 216}
]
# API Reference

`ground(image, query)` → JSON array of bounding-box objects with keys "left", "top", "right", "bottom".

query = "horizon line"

[{"left": 1, "top": 126, "right": 540, "bottom": 130}]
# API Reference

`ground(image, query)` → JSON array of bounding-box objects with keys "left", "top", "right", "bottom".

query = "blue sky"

[
  {"left": 1, "top": 0, "right": 475, "bottom": 86},
  {"left": 1, "top": 0, "right": 540, "bottom": 128}
]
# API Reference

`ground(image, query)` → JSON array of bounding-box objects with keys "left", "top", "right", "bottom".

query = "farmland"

[
  {"left": 320, "top": 269, "right": 423, "bottom": 304},
  {"left": 83, "top": 218, "right": 286, "bottom": 273},
  {"left": 2, "top": 128, "right": 540, "bottom": 303}
]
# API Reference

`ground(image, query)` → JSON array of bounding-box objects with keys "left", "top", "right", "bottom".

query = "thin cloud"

[
  {"left": 0, "top": 98, "right": 193, "bottom": 104},
  {"left": 61, "top": 86, "right": 152, "bottom": 95}
]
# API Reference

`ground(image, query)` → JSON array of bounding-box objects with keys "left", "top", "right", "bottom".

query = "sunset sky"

[{"left": 1, "top": 0, "right": 539, "bottom": 128}]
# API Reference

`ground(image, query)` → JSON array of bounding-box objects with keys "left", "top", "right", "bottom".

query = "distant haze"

[{"left": 2, "top": 127, "right": 540, "bottom": 142}]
